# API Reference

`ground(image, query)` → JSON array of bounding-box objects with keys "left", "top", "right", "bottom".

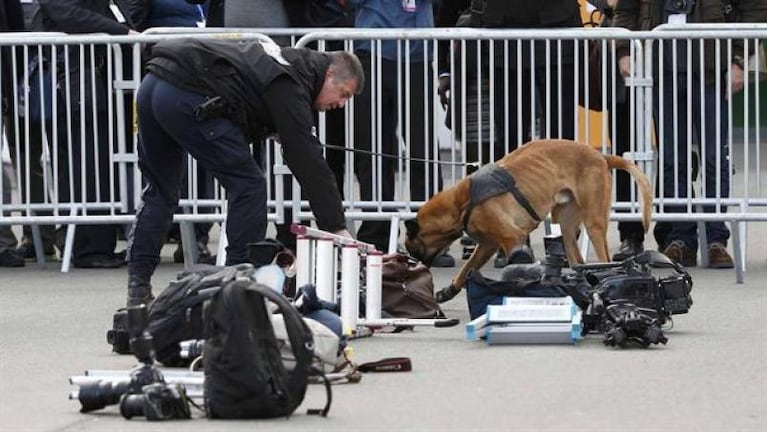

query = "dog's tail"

[{"left": 603, "top": 154, "right": 652, "bottom": 232}]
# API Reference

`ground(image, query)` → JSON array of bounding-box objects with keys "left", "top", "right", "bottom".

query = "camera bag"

[
  {"left": 204, "top": 280, "right": 331, "bottom": 419},
  {"left": 380, "top": 254, "right": 445, "bottom": 319}
]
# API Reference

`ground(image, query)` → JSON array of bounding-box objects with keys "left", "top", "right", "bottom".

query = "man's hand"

[
  {"left": 728, "top": 63, "right": 745, "bottom": 99},
  {"left": 618, "top": 55, "right": 632, "bottom": 79},
  {"left": 437, "top": 75, "right": 451, "bottom": 109}
]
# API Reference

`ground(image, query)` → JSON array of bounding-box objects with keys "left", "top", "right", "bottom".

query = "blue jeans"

[
  {"left": 654, "top": 70, "right": 730, "bottom": 250},
  {"left": 127, "top": 74, "right": 267, "bottom": 273}
]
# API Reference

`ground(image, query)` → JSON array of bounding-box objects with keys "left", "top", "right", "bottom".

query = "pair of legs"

[
  {"left": 653, "top": 69, "right": 730, "bottom": 255},
  {"left": 128, "top": 73, "right": 267, "bottom": 290},
  {"left": 353, "top": 54, "right": 443, "bottom": 252}
]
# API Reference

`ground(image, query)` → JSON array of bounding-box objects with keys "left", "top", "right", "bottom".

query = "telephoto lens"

[{"left": 78, "top": 380, "right": 131, "bottom": 413}]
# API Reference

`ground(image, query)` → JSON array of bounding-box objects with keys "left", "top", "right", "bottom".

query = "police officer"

[{"left": 126, "top": 38, "right": 364, "bottom": 306}]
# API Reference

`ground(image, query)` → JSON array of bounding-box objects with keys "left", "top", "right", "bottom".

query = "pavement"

[{"left": 1, "top": 222, "right": 766, "bottom": 432}]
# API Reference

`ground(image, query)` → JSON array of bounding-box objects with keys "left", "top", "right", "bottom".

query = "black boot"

[{"left": 127, "top": 268, "right": 154, "bottom": 307}]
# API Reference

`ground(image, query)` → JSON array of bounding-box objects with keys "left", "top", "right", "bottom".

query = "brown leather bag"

[{"left": 381, "top": 254, "right": 445, "bottom": 319}]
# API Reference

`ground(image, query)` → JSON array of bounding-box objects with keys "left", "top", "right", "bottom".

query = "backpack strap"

[{"left": 244, "top": 282, "right": 332, "bottom": 417}]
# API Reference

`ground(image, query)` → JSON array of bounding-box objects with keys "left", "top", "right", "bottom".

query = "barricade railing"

[
  {"left": 2, "top": 28, "right": 766, "bottom": 283},
  {"left": 0, "top": 31, "right": 277, "bottom": 270}
]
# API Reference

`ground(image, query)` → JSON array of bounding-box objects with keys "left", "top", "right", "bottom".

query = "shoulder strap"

[{"left": 244, "top": 282, "right": 332, "bottom": 417}]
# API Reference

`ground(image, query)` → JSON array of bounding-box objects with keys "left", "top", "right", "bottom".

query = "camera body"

[
  {"left": 120, "top": 383, "right": 191, "bottom": 421},
  {"left": 665, "top": 0, "right": 695, "bottom": 15},
  {"left": 78, "top": 305, "right": 191, "bottom": 420}
]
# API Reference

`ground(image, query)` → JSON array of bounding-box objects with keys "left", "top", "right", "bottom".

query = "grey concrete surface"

[{"left": 1, "top": 223, "right": 766, "bottom": 432}]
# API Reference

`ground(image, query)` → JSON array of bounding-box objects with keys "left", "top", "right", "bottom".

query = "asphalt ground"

[{"left": 1, "top": 221, "right": 766, "bottom": 432}]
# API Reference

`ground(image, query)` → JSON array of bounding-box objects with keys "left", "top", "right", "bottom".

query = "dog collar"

[{"left": 463, "top": 164, "right": 542, "bottom": 228}]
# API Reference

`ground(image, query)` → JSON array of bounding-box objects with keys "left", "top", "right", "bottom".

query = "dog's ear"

[{"left": 404, "top": 219, "right": 420, "bottom": 237}]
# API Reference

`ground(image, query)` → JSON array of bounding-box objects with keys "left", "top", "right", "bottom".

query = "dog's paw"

[{"left": 434, "top": 284, "right": 461, "bottom": 304}]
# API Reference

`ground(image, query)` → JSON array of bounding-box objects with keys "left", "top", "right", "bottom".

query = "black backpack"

[
  {"left": 145, "top": 264, "right": 254, "bottom": 366},
  {"left": 203, "top": 279, "right": 331, "bottom": 419}
]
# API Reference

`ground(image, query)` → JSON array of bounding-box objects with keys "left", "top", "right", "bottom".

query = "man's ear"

[{"left": 404, "top": 219, "right": 419, "bottom": 236}]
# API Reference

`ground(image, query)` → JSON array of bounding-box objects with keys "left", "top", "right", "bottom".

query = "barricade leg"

[
  {"left": 60, "top": 224, "right": 76, "bottom": 273},
  {"left": 178, "top": 220, "right": 197, "bottom": 269}
]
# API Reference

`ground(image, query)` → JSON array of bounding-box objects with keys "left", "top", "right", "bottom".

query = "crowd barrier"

[{"left": 1, "top": 26, "right": 765, "bottom": 282}]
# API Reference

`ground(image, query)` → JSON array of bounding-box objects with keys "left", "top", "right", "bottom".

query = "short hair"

[{"left": 328, "top": 51, "right": 365, "bottom": 95}]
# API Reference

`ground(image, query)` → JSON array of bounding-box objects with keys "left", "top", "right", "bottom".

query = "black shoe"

[
  {"left": 17, "top": 241, "right": 55, "bottom": 260},
  {"left": 73, "top": 253, "right": 126, "bottom": 269},
  {"left": 435, "top": 284, "right": 461, "bottom": 303},
  {"left": 431, "top": 252, "right": 456, "bottom": 268},
  {"left": 612, "top": 238, "right": 644, "bottom": 261},
  {"left": 0, "top": 249, "right": 25, "bottom": 267},
  {"left": 508, "top": 245, "right": 535, "bottom": 264},
  {"left": 173, "top": 241, "right": 215, "bottom": 264},
  {"left": 127, "top": 274, "right": 154, "bottom": 307},
  {"left": 493, "top": 250, "right": 511, "bottom": 268}
]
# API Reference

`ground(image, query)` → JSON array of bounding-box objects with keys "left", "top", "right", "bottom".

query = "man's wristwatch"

[{"left": 732, "top": 55, "right": 745, "bottom": 70}]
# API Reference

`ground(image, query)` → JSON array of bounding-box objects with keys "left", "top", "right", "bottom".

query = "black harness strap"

[{"left": 463, "top": 164, "right": 542, "bottom": 229}]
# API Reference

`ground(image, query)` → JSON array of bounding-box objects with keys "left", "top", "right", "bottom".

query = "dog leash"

[{"left": 320, "top": 143, "right": 481, "bottom": 169}]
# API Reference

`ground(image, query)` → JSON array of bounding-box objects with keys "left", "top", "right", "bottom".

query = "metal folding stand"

[{"left": 290, "top": 224, "right": 459, "bottom": 334}]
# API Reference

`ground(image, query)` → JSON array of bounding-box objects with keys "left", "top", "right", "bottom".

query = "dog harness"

[{"left": 464, "top": 164, "right": 542, "bottom": 227}]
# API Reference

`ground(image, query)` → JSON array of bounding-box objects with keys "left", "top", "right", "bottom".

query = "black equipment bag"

[
  {"left": 146, "top": 264, "right": 254, "bottom": 366},
  {"left": 203, "top": 280, "right": 331, "bottom": 419},
  {"left": 106, "top": 264, "right": 254, "bottom": 364}
]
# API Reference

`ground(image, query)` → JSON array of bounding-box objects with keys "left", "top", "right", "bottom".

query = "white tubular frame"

[{"left": 290, "top": 224, "right": 458, "bottom": 331}]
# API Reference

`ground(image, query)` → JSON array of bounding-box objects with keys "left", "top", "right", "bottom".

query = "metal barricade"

[{"left": 0, "top": 32, "right": 274, "bottom": 271}]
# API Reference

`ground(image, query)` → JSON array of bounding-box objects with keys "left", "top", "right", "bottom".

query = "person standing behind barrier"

[
  {"left": 613, "top": 0, "right": 766, "bottom": 268},
  {"left": 22, "top": 0, "right": 138, "bottom": 268},
  {"left": 277, "top": 0, "right": 357, "bottom": 252},
  {"left": 466, "top": 0, "right": 582, "bottom": 267},
  {"left": 469, "top": 0, "right": 581, "bottom": 149},
  {"left": 125, "top": 39, "right": 362, "bottom": 306},
  {"left": 128, "top": 0, "right": 208, "bottom": 29},
  {"left": 0, "top": 0, "right": 25, "bottom": 267},
  {"left": 350, "top": 0, "right": 456, "bottom": 267},
  {"left": 587, "top": 0, "right": 648, "bottom": 262}
]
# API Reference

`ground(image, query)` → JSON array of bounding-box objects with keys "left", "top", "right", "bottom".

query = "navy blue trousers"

[
  {"left": 654, "top": 70, "right": 730, "bottom": 250},
  {"left": 128, "top": 73, "right": 267, "bottom": 272}
]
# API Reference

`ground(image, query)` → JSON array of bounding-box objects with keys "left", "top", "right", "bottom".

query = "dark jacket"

[
  {"left": 185, "top": 0, "right": 223, "bottom": 27},
  {"left": 613, "top": 0, "right": 767, "bottom": 81},
  {"left": 469, "top": 0, "right": 583, "bottom": 68},
  {"left": 128, "top": 0, "right": 207, "bottom": 31},
  {"left": 36, "top": 0, "right": 133, "bottom": 34},
  {"left": 146, "top": 39, "right": 346, "bottom": 232},
  {"left": 1, "top": 0, "right": 24, "bottom": 114}
]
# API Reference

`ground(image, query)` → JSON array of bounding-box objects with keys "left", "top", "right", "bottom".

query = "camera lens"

[
  {"left": 119, "top": 393, "right": 147, "bottom": 419},
  {"left": 78, "top": 381, "right": 129, "bottom": 413}
]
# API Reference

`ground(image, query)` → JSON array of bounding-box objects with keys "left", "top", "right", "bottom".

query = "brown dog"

[{"left": 404, "top": 139, "right": 652, "bottom": 303}]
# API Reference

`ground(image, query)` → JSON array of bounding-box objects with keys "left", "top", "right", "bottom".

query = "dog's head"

[{"left": 404, "top": 217, "right": 459, "bottom": 267}]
